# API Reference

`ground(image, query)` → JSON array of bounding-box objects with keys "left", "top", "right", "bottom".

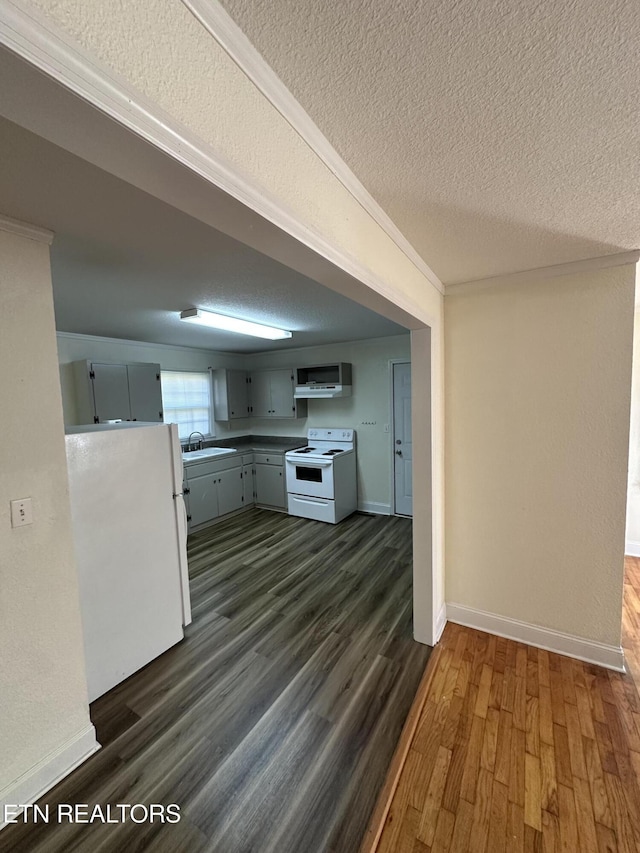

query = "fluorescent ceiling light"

[{"left": 179, "top": 308, "right": 292, "bottom": 340}]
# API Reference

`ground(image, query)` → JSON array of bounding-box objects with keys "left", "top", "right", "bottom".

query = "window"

[{"left": 160, "top": 370, "right": 212, "bottom": 440}]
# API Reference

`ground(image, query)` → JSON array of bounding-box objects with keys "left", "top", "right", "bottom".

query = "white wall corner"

[
  {"left": 0, "top": 726, "right": 99, "bottom": 830},
  {"left": 625, "top": 541, "right": 640, "bottom": 558},
  {"left": 0, "top": 212, "right": 54, "bottom": 245},
  {"left": 446, "top": 603, "right": 625, "bottom": 672}
]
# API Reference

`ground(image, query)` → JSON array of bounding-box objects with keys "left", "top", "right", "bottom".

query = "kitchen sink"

[{"left": 182, "top": 447, "right": 237, "bottom": 461}]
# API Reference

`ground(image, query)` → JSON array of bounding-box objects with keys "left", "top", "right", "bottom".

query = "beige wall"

[
  {"left": 626, "top": 278, "right": 640, "bottom": 551},
  {"left": 445, "top": 264, "right": 636, "bottom": 646},
  {"left": 0, "top": 228, "right": 96, "bottom": 811}
]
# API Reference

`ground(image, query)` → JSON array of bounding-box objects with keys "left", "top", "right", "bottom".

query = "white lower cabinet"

[
  {"left": 242, "top": 456, "right": 255, "bottom": 506},
  {"left": 217, "top": 467, "right": 244, "bottom": 516},
  {"left": 184, "top": 448, "right": 289, "bottom": 528},
  {"left": 184, "top": 455, "right": 244, "bottom": 530},
  {"left": 186, "top": 472, "right": 219, "bottom": 528},
  {"left": 255, "top": 457, "right": 286, "bottom": 509}
]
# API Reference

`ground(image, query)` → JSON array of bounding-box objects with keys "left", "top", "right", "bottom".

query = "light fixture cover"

[{"left": 179, "top": 308, "right": 292, "bottom": 340}]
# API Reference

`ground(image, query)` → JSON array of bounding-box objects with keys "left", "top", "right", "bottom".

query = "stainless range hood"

[
  {"left": 294, "top": 384, "right": 351, "bottom": 399},
  {"left": 294, "top": 362, "right": 352, "bottom": 399}
]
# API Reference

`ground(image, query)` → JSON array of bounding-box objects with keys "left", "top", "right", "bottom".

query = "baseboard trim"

[
  {"left": 434, "top": 603, "right": 447, "bottom": 643},
  {"left": 358, "top": 501, "right": 391, "bottom": 515},
  {"left": 446, "top": 603, "right": 625, "bottom": 672},
  {"left": 626, "top": 541, "right": 640, "bottom": 557},
  {"left": 0, "top": 724, "right": 100, "bottom": 829}
]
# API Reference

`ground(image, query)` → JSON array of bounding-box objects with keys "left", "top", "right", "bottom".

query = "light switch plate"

[{"left": 11, "top": 498, "right": 33, "bottom": 527}]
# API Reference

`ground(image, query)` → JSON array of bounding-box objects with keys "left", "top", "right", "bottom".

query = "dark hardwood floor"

[{"left": 1, "top": 509, "right": 430, "bottom": 852}]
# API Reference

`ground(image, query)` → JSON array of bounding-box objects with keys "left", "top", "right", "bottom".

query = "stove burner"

[
  {"left": 323, "top": 449, "right": 344, "bottom": 455},
  {"left": 296, "top": 447, "right": 317, "bottom": 454}
]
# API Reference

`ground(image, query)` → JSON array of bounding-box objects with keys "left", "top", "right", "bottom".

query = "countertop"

[{"left": 209, "top": 434, "right": 307, "bottom": 454}]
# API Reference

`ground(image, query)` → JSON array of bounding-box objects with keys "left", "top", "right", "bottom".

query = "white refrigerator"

[{"left": 65, "top": 422, "right": 191, "bottom": 702}]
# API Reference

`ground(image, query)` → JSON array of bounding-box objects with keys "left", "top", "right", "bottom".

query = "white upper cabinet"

[
  {"left": 248, "top": 369, "right": 307, "bottom": 419},
  {"left": 212, "top": 369, "right": 250, "bottom": 421},
  {"left": 127, "top": 363, "right": 164, "bottom": 422},
  {"left": 248, "top": 370, "right": 273, "bottom": 418},
  {"left": 72, "top": 360, "right": 163, "bottom": 424},
  {"left": 90, "top": 363, "right": 130, "bottom": 422}
]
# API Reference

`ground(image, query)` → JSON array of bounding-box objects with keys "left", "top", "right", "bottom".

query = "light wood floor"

[
  {"left": 0, "top": 509, "right": 429, "bottom": 853},
  {"left": 373, "top": 556, "right": 640, "bottom": 853}
]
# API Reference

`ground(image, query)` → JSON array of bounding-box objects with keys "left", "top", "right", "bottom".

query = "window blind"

[{"left": 160, "top": 370, "right": 211, "bottom": 439}]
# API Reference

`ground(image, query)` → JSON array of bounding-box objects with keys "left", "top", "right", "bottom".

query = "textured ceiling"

[
  {"left": 220, "top": 0, "right": 640, "bottom": 283},
  {"left": 0, "top": 116, "right": 406, "bottom": 352}
]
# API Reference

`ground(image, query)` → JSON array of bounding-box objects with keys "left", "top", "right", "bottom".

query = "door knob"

[{"left": 396, "top": 449, "right": 402, "bottom": 456}]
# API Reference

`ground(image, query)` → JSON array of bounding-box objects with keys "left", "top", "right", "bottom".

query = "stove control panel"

[{"left": 308, "top": 428, "right": 354, "bottom": 441}]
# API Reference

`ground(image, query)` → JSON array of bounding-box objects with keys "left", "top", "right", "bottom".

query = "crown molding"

[
  {"left": 181, "top": 0, "right": 444, "bottom": 296},
  {"left": 248, "top": 332, "right": 410, "bottom": 358},
  {"left": 0, "top": 0, "right": 441, "bottom": 327},
  {"left": 55, "top": 330, "right": 244, "bottom": 358},
  {"left": 0, "top": 211, "right": 54, "bottom": 244},
  {"left": 445, "top": 250, "right": 640, "bottom": 296}
]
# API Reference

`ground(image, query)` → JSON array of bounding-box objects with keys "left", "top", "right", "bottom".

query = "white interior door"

[{"left": 393, "top": 362, "right": 413, "bottom": 516}]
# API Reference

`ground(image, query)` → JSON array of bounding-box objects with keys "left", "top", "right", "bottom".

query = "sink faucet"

[{"left": 187, "top": 431, "right": 205, "bottom": 451}]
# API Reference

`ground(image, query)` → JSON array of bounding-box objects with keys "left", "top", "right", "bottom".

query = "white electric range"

[{"left": 285, "top": 428, "right": 357, "bottom": 524}]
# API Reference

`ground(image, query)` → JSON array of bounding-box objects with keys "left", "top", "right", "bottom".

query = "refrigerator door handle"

[{"left": 168, "top": 423, "right": 192, "bottom": 627}]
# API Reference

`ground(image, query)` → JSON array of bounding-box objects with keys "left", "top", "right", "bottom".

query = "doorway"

[
  {"left": 392, "top": 360, "right": 413, "bottom": 516},
  {"left": 0, "top": 42, "right": 441, "bottom": 646}
]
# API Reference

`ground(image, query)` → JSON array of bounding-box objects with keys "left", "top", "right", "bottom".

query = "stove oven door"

[{"left": 285, "top": 456, "right": 335, "bottom": 499}]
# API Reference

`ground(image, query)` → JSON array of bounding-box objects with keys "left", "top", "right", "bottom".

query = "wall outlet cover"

[{"left": 11, "top": 498, "right": 33, "bottom": 528}]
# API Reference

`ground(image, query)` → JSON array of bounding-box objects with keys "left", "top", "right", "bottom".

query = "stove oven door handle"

[{"left": 287, "top": 459, "right": 333, "bottom": 467}]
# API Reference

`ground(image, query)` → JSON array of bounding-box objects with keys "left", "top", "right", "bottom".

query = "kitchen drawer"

[
  {"left": 242, "top": 453, "right": 254, "bottom": 465},
  {"left": 253, "top": 452, "right": 283, "bottom": 466},
  {"left": 184, "top": 454, "right": 240, "bottom": 479}
]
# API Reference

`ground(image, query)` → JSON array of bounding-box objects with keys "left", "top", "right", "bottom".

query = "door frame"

[
  {"left": 389, "top": 358, "right": 412, "bottom": 517},
  {"left": 0, "top": 25, "right": 444, "bottom": 648}
]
